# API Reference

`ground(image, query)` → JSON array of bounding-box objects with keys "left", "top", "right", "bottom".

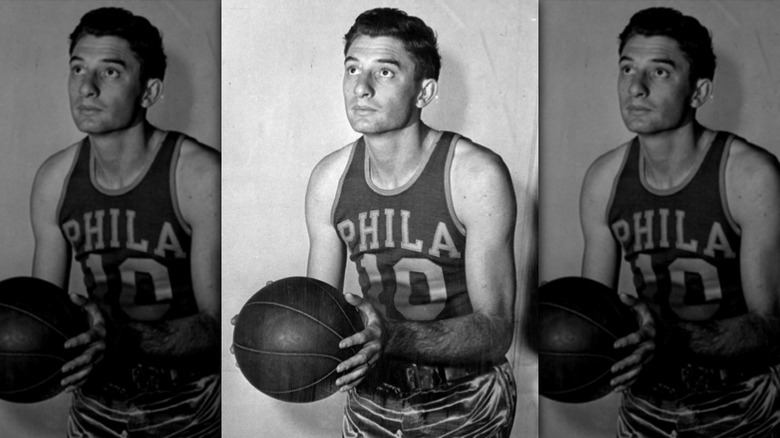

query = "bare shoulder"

[
  {"left": 308, "top": 141, "right": 354, "bottom": 188},
  {"left": 32, "top": 141, "right": 81, "bottom": 199},
  {"left": 451, "top": 136, "right": 509, "bottom": 180},
  {"left": 177, "top": 137, "right": 220, "bottom": 181},
  {"left": 582, "top": 141, "right": 631, "bottom": 191},
  {"left": 450, "top": 137, "right": 516, "bottom": 225},
  {"left": 725, "top": 137, "right": 780, "bottom": 221},
  {"left": 726, "top": 136, "right": 780, "bottom": 182},
  {"left": 175, "top": 137, "right": 219, "bottom": 225}
]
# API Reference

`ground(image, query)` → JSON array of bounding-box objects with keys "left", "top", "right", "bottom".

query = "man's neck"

[
  {"left": 89, "top": 121, "right": 161, "bottom": 190},
  {"left": 363, "top": 121, "right": 437, "bottom": 190},
  {"left": 637, "top": 121, "right": 712, "bottom": 189}
]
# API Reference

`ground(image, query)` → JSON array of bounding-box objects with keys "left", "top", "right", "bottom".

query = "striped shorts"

[
  {"left": 617, "top": 366, "right": 780, "bottom": 438},
  {"left": 67, "top": 374, "right": 220, "bottom": 438},
  {"left": 343, "top": 361, "right": 517, "bottom": 438}
]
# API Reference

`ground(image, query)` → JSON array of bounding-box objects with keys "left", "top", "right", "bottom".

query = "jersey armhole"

[
  {"left": 604, "top": 141, "right": 633, "bottom": 226},
  {"left": 445, "top": 133, "right": 467, "bottom": 236},
  {"left": 330, "top": 140, "right": 359, "bottom": 227},
  {"left": 54, "top": 139, "right": 86, "bottom": 226},
  {"left": 719, "top": 133, "right": 741, "bottom": 236},
  {"left": 169, "top": 133, "right": 192, "bottom": 236}
]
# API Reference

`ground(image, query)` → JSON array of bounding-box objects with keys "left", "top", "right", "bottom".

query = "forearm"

[
  {"left": 385, "top": 312, "right": 512, "bottom": 365},
  {"left": 112, "top": 312, "right": 218, "bottom": 364},
  {"left": 663, "top": 313, "right": 780, "bottom": 366}
]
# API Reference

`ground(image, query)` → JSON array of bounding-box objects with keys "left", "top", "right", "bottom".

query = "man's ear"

[
  {"left": 416, "top": 78, "right": 438, "bottom": 109},
  {"left": 690, "top": 78, "right": 713, "bottom": 108},
  {"left": 141, "top": 78, "right": 164, "bottom": 109}
]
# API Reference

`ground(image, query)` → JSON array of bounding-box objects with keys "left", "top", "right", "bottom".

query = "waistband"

[
  {"left": 83, "top": 359, "right": 218, "bottom": 401},
  {"left": 633, "top": 359, "right": 772, "bottom": 400},
  {"left": 357, "top": 358, "right": 505, "bottom": 398}
]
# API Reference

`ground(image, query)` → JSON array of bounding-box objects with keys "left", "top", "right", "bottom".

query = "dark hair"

[
  {"left": 69, "top": 7, "right": 167, "bottom": 82},
  {"left": 618, "top": 7, "right": 716, "bottom": 82},
  {"left": 344, "top": 8, "right": 441, "bottom": 81}
]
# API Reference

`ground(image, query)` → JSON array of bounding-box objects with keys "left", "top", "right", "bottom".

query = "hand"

[
  {"left": 610, "top": 293, "right": 656, "bottom": 392},
  {"left": 335, "top": 293, "right": 385, "bottom": 392},
  {"left": 61, "top": 293, "right": 107, "bottom": 392}
]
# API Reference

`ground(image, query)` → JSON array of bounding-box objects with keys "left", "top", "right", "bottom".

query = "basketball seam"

[
  {"left": 242, "top": 301, "right": 349, "bottom": 340},
  {"left": 263, "top": 369, "right": 338, "bottom": 395},
  {"left": 541, "top": 303, "right": 622, "bottom": 339},
  {"left": 0, "top": 367, "right": 62, "bottom": 395},
  {"left": 314, "top": 283, "right": 362, "bottom": 334},
  {"left": 231, "top": 344, "right": 341, "bottom": 361},
  {"left": 542, "top": 367, "right": 612, "bottom": 396},
  {"left": 0, "top": 303, "right": 70, "bottom": 340}
]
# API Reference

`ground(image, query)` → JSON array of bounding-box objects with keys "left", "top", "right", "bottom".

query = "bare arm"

[
  {"left": 31, "top": 146, "right": 107, "bottom": 390},
  {"left": 382, "top": 144, "right": 517, "bottom": 364},
  {"left": 579, "top": 146, "right": 656, "bottom": 390},
  {"left": 661, "top": 142, "right": 780, "bottom": 365},
  {"left": 580, "top": 151, "right": 622, "bottom": 288},
  {"left": 305, "top": 149, "right": 348, "bottom": 290},
  {"left": 111, "top": 141, "right": 220, "bottom": 362},
  {"left": 31, "top": 149, "right": 73, "bottom": 288}
]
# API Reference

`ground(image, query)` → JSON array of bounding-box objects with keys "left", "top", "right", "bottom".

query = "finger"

[
  {"left": 230, "top": 344, "right": 235, "bottom": 355},
  {"left": 69, "top": 293, "right": 88, "bottom": 307},
  {"left": 61, "top": 343, "right": 104, "bottom": 374},
  {"left": 613, "top": 330, "right": 645, "bottom": 349},
  {"left": 64, "top": 331, "right": 95, "bottom": 349},
  {"left": 61, "top": 365, "right": 93, "bottom": 392},
  {"left": 230, "top": 315, "right": 237, "bottom": 325},
  {"left": 618, "top": 292, "right": 636, "bottom": 306},
  {"left": 266, "top": 281, "right": 274, "bottom": 286},
  {"left": 344, "top": 292, "right": 363, "bottom": 307},
  {"left": 336, "top": 351, "right": 369, "bottom": 374},
  {"left": 336, "top": 364, "right": 369, "bottom": 390},
  {"left": 339, "top": 331, "right": 368, "bottom": 350},
  {"left": 610, "top": 365, "right": 641, "bottom": 389}
]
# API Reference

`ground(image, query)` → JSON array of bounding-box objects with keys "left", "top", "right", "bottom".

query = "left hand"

[
  {"left": 61, "top": 293, "right": 107, "bottom": 392},
  {"left": 335, "top": 293, "right": 386, "bottom": 392},
  {"left": 610, "top": 293, "right": 656, "bottom": 392}
]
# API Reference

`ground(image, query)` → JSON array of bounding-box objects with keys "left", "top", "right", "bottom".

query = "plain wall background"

[
  {"left": 0, "top": 1, "right": 219, "bottom": 436},
  {"left": 221, "top": 0, "right": 538, "bottom": 436},
  {"left": 540, "top": 1, "right": 780, "bottom": 436}
]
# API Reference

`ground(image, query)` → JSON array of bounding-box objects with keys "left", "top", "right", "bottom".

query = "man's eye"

[
  {"left": 378, "top": 69, "right": 394, "bottom": 78},
  {"left": 104, "top": 69, "right": 120, "bottom": 78},
  {"left": 654, "top": 68, "right": 669, "bottom": 78},
  {"left": 347, "top": 66, "right": 359, "bottom": 75}
]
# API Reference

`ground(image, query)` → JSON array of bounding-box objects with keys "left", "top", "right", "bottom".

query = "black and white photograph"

[
  {"left": 0, "top": 1, "right": 219, "bottom": 436},
  {"left": 540, "top": 1, "right": 780, "bottom": 437},
  {"left": 221, "top": 0, "right": 537, "bottom": 437}
]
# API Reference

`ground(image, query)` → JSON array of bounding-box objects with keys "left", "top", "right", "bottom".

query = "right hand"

[
  {"left": 610, "top": 293, "right": 656, "bottom": 392},
  {"left": 61, "top": 293, "right": 107, "bottom": 392}
]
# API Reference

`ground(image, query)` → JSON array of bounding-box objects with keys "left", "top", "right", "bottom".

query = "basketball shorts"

[
  {"left": 617, "top": 366, "right": 780, "bottom": 438},
  {"left": 343, "top": 361, "right": 516, "bottom": 438},
  {"left": 67, "top": 374, "right": 220, "bottom": 438}
]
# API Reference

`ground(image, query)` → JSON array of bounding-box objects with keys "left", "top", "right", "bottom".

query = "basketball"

[
  {"left": 232, "top": 276, "right": 364, "bottom": 403},
  {"left": 0, "top": 276, "right": 88, "bottom": 403},
  {"left": 538, "top": 276, "right": 637, "bottom": 403}
]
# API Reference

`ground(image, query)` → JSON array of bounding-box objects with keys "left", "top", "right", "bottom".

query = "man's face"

[
  {"left": 343, "top": 35, "right": 422, "bottom": 135},
  {"left": 69, "top": 35, "right": 147, "bottom": 135},
  {"left": 618, "top": 35, "right": 697, "bottom": 135}
]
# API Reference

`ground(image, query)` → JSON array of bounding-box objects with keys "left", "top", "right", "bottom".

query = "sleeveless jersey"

[
  {"left": 332, "top": 131, "right": 472, "bottom": 322},
  {"left": 607, "top": 131, "right": 745, "bottom": 322},
  {"left": 58, "top": 132, "right": 198, "bottom": 324}
]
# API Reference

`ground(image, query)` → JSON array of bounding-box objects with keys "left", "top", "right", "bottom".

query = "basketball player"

[
  {"left": 304, "top": 8, "right": 518, "bottom": 437},
  {"left": 580, "top": 7, "right": 780, "bottom": 436},
  {"left": 30, "top": 8, "right": 219, "bottom": 437}
]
